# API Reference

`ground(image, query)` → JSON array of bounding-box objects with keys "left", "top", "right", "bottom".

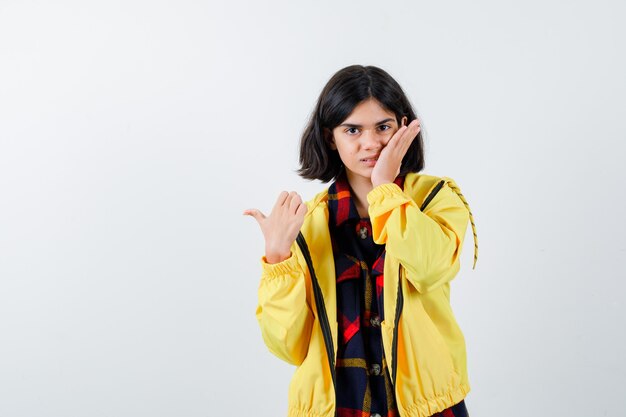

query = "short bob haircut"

[{"left": 297, "top": 65, "right": 425, "bottom": 183}]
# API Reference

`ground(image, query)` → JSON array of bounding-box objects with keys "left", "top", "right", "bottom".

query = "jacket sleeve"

[
  {"left": 366, "top": 179, "right": 470, "bottom": 293},
  {"left": 255, "top": 247, "right": 314, "bottom": 366}
]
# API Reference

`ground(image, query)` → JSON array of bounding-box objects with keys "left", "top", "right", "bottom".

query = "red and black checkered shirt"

[{"left": 327, "top": 170, "right": 468, "bottom": 417}]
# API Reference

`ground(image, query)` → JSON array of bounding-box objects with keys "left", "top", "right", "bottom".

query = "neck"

[{"left": 345, "top": 170, "right": 373, "bottom": 218}]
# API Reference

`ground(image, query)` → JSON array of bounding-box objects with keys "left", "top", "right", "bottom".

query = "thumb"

[{"left": 243, "top": 208, "right": 266, "bottom": 224}]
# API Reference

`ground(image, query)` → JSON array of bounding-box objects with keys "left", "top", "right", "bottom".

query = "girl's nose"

[{"left": 362, "top": 129, "right": 384, "bottom": 148}]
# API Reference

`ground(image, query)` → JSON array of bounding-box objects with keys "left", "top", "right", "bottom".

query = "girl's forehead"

[{"left": 342, "top": 98, "right": 397, "bottom": 124}]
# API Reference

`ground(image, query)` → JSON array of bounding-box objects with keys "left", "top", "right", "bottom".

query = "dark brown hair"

[{"left": 296, "top": 65, "right": 425, "bottom": 183}]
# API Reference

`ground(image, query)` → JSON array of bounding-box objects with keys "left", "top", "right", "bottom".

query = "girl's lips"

[{"left": 361, "top": 159, "right": 377, "bottom": 166}]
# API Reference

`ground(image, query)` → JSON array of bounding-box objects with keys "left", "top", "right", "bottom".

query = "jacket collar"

[{"left": 327, "top": 169, "right": 405, "bottom": 228}]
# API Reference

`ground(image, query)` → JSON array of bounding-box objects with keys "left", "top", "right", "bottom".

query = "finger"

[
  {"left": 284, "top": 191, "right": 297, "bottom": 206},
  {"left": 409, "top": 119, "right": 422, "bottom": 137},
  {"left": 273, "top": 191, "right": 290, "bottom": 209},
  {"left": 296, "top": 202, "right": 308, "bottom": 217},
  {"left": 243, "top": 208, "right": 266, "bottom": 223},
  {"left": 289, "top": 193, "right": 302, "bottom": 213},
  {"left": 406, "top": 120, "right": 421, "bottom": 141},
  {"left": 389, "top": 122, "right": 420, "bottom": 160},
  {"left": 403, "top": 119, "right": 420, "bottom": 136},
  {"left": 399, "top": 120, "right": 421, "bottom": 146},
  {"left": 386, "top": 125, "right": 408, "bottom": 147}
]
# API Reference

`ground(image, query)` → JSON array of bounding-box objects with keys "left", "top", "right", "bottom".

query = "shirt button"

[
  {"left": 358, "top": 225, "right": 368, "bottom": 239},
  {"left": 370, "top": 363, "right": 381, "bottom": 376},
  {"left": 370, "top": 315, "right": 381, "bottom": 327}
]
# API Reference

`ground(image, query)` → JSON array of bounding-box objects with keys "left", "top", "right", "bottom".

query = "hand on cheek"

[{"left": 370, "top": 119, "right": 420, "bottom": 188}]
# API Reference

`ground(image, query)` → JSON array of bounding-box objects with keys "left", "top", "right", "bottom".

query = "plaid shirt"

[{"left": 327, "top": 170, "right": 469, "bottom": 417}]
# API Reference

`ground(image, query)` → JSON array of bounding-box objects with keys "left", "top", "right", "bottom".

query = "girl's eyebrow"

[{"left": 339, "top": 118, "right": 396, "bottom": 128}]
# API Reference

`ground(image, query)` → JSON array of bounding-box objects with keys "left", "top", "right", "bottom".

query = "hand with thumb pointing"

[{"left": 243, "top": 191, "right": 307, "bottom": 264}]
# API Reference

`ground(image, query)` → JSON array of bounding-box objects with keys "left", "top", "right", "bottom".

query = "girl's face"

[{"left": 329, "top": 98, "right": 407, "bottom": 184}]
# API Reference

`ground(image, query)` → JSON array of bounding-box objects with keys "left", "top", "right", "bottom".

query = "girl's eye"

[
  {"left": 346, "top": 127, "right": 359, "bottom": 135},
  {"left": 378, "top": 125, "right": 391, "bottom": 131}
]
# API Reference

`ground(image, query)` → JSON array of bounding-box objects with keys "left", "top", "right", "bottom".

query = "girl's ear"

[
  {"left": 324, "top": 128, "right": 337, "bottom": 150},
  {"left": 401, "top": 116, "right": 408, "bottom": 127}
]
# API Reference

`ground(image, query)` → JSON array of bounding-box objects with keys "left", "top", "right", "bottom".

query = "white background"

[{"left": 1, "top": 1, "right": 625, "bottom": 416}]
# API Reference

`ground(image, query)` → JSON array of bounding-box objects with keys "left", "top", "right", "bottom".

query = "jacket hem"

[
  {"left": 287, "top": 405, "right": 334, "bottom": 417},
  {"left": 399, "top": 382, "right": 470, "bottom": 417},
  {"left": 285, "top": 383, "right": 469, "bottom": 417}
]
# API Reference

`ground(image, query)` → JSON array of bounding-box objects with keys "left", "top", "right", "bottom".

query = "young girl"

[{"left": 244, "top": 65, "right": 478, "bottom": 417}]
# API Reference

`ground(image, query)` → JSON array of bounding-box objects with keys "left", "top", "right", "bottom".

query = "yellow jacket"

[{"left": 255, "top": 172, "right": 478, "bottom": 417}]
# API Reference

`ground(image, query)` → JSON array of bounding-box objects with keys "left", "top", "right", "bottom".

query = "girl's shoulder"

[
  {"left": 303, "top": 187, "right": 331, "bottom": 217},
  {"left": 402, "top": 172, "right": 453, "bottom": 207}
]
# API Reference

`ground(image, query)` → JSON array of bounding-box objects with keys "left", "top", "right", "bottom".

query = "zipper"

[
  {"left": 421, "top": 179, "right": 445, "bottom": 211},
  {"left": 295, "top": 232, "right": 337, "bottom": 395},
  {"left": 391, "top": 263, "right": 404, "bottom": 388},
  {"left": 391, "top": 179, "right": 445, "bottom": 388}
]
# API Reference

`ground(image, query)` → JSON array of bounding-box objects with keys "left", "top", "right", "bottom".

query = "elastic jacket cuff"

[
  {"left": 260, "top": 251, "right": 300, "bottom": 280},
  {"left": 367, "top": 182, "right": 410, "bottom": 207}
]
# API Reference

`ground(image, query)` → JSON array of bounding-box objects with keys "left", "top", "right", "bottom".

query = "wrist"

[
  {"left": 371, "top": 179, "right": 393, "bottom": 188},
  {"left": 264, "top": 244, "right": 292, "bottom": 264}
]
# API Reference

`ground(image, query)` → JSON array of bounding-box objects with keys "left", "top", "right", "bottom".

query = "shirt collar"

[{"left": 328, "top": 169, "right": 405, "bottom": 228}]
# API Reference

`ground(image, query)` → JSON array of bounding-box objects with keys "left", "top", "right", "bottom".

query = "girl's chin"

[{"left": 345, "top": 167, "right": 374, "bottom": 180}]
